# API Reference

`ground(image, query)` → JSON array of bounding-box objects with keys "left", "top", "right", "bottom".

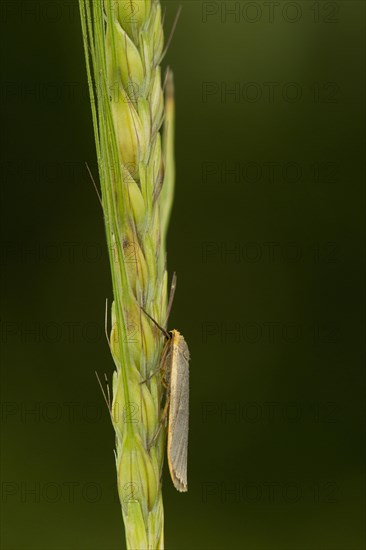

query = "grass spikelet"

[{"left": 78, "top": 0, "right": 176, "bottom": 547}]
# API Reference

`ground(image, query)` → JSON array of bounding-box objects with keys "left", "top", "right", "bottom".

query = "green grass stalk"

[{"left": 78, "top": 1, "right": 175, "bottom": 547}]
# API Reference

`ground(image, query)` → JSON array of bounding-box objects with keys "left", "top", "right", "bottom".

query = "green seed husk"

[{"left": 78, "top": 0, "right": 175, "bottom": 547}]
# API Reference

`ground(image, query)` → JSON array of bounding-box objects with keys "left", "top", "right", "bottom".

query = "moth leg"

[
  {"left": 140, "top": 343, "right": 169, "bottom": 385},
  {"left": 148, "top": 396, "right": 170, "bottom": 449},
  {"left": 139, "top": 366, "right": 162, "bottom": 385}
]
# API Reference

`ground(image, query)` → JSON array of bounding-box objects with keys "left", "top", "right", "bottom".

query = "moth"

[{"left": 141, "top": 273, "right": 190, "bottom": 492}]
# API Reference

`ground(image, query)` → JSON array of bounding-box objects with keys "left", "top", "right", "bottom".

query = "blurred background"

[{"left": 1, "top": 1, "right": 365, "bottom": 549}]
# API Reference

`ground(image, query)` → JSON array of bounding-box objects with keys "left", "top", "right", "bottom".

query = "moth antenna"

[
  {"left": 140, "top": 306, "right": 171, "bottom": 340},
  {"left": 160, "top": 5, "right": 182, "bottom": 61}
]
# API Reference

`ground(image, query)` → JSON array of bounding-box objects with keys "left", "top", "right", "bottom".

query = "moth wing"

[{"left": 167, "top": 336, "right": 190, "bottom": 492}]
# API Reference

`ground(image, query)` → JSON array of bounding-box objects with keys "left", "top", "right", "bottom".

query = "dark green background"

[{"left": 1, "top": 1, "right": 365, "bottom": 549}]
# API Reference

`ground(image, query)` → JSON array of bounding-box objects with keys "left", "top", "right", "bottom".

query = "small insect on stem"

[{"left": 140, "top": 276, "right": 190, "bottom": 492}]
